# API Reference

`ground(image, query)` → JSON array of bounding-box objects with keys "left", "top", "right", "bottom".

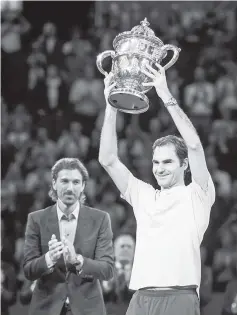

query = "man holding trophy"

[{"left": 98, "top": 19, "right": 215, "bottom": 315}]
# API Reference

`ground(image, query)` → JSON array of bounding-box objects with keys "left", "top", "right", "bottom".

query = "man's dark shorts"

[{"left": 126, "top": 289, "right": 200, "bottom": 315}]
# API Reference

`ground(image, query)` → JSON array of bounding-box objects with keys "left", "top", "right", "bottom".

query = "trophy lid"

[{"left": 113, "top": 18, "right": 164, "bottom": 48}]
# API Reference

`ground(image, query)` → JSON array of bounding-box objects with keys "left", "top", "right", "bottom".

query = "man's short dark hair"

[{"left": 153, "top": 135, "right": 188, "bottom": 167}]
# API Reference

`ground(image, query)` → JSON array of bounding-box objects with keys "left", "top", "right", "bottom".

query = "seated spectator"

[
  {"left": 184, "top": 66, "right": 215, "bottom": 139},
  {"left": 206, "top": 154, "right": 232, "bottom": 199},
  {"left": 19, "top": 278, "right": 36, "bottom": 306},
  {"left": 218, "top": 97, "right": 237, "bottom": 122},
  {"left": 28, "top": 64, "right": 69, "bottom": 122},
  {"left": 207, "top": 115, "right": 237, "bottom": 180},
  {"left": 29, "top": 127, "right": 57, "bottom": 167},
  {"left": 4, "top": 157, "right": 25, "bottom": 194},
  {"left": 221, "top": 260, "right": 237, "bottom": 315},
  {"left": 28, "top": 187, "right": 50, "bottom": 214},
  {"left": 1, "top": 6, "right": 30, "bottom": 107},
  {"left": 27, "top": 58, "right": 45, "bottom": 92},
  {"left": 213, "top": 227, "right": 236, "bottom": 292},
  {"left": 13, "top": 220, "right": 26, "bottom": 284},
  {"left": 35, "top": 64, "right": 69, "bottom": 114},
  {"left": 96, "top": 186, "right": 126, "bottom": 238},
  {"left": 6, "top": 119, "right": 30, "bottom": 151},
  {"left": 85, "top": 159, "right": 110, "bottom": 205},
  {"left": 36, "top": 22, "right": 64, "bottom": 67},
  {"left": 69, "top": 63, "right": 104, "bottom": 134},
  {"left": 216, "top": 63, "right": 237, "bottom": 104},
  {"left": 1, "top": 182, "right": 17, "bottom": 242},
  {"left": 198, "top": 28, "right": 234, "bottom": 80},
  {"left": 102, "top": 234, "right": 135, "bottom": 315},
  {"left": 57, "top": 121, "right": 90, "bottom": 159},
  {"left": 24, "top": 153, "right": 51, "bottom": 193},
  {"left": 148, "top": 109, "right": 178, "bottom": 142},
  {"left": 63, "top": 27, "right": 94, "bottom": 83},
  {"left": 8, "top": 103, "right": 32, "bottom": 132},
  {"left": 200, "top": 246, "right": 213, "bottom": 313},
  {"left": 1, "top": 218, "right": 17, "bottom": 315},
  {"left": 1, "top": 253, "right": 17, "bottom": 315}
]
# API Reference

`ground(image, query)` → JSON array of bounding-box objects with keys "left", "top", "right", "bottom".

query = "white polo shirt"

[{"left": 123, "top": 173, "right": 215, "bottom": 294}]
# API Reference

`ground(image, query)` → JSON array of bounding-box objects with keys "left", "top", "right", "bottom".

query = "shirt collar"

[{"left": 56, "top": 201, "right": 80, "bottom": 221}]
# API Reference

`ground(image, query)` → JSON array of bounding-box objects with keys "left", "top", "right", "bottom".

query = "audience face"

[
  {"left": 71, "top": 27, "right": 81, "bottom": 40},
  {"left": 37, "top": 127, "right": 48, "bottom": 141},
  {"left": 87, "top": 160, "right": 101, "bottom": 178},
  {"left": 11, "top": 120, "right": 26, "bottom": 133},
  {"left": 206, "top": 155, "right": 218, "bottom": 172},
  {"left": 149, "top": 118, "right": 161, "bottom": 135},
  {"left": 101, "top": 190, "right": 117, "bottom": 205},
  {"left": 43, "top": 23, "right": 56, "bottom": 37},
  {"left": 69, "top": 121, "right": 82, "bottom": 134},
  {"left": 114, "top": 235, "right": 135, "bottom": 263},
  {"left": 35, "top": 154, "right": 48, "bottom": 169},
  {"left": 220, "top": 229, "right": 234, "bottom": 248},
  {"left": 194, "top": 67, "right": 206, "bottom": 82},
  {"left": 47, "top": 65, "right": 59, "bottom": 78}
]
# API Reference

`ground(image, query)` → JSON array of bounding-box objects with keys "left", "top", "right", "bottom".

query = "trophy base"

[{"left": 109, "top": 88, "right": 149, "bottom": 114}]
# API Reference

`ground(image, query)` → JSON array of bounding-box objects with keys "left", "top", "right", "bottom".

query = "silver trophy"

[{"left": 96, "top": 18, "right": 181, "bottom": 114}]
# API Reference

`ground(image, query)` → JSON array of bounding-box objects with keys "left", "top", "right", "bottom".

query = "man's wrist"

[
  {"left": 157, "top": 89, "right": 173, "bottom": 103},
  {"left": 163, "top": 97, "right": 178, "bottom": 108},
  {"left": 73, "top": 254, "right": 84, "bottom": 267},
  {"left": 45, "top": 251, "right": 56, "bottom": 268}
]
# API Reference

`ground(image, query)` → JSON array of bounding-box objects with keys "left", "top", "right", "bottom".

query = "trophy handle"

[
  {"left": 160, "top": 45, "right": 181, "bottom": 70},
  {"left": 96, "top": 50, "right": 116, "bottom": 76}
]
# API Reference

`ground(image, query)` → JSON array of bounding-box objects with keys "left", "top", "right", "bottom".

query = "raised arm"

[
  {"left": 98, "top": 73, "right": 131, "bottom": 196},
  {"left": 143, "top": 63, "right": 209, "bottom": 190}
]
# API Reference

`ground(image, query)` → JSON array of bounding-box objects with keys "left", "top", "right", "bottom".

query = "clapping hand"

[
  {"left": 48, "top": 234, "right": 64, "bottom": 264},
  {"left": 62, "top": 237, "right": 78, "bottom": 265}
]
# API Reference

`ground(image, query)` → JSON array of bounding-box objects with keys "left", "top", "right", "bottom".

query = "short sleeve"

[
  {"left": 122, "top": 173, "right": 156, "bottom": 218},
  {"left": 190, "top": 174, "right": 216, "bottom": 207},
  {"left": 189, "top": 174, "right": 216, "bottom": 241}
]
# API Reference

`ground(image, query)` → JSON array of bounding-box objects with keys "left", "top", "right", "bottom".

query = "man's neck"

[
  {"left": 160, "top": 180, "right": 185, "bottom": 191},
  {"left": 57, "top": 199, "right": 79, "bottom": 216}
]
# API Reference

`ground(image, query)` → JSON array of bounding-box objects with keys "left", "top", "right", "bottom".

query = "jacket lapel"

[
  {"left": 73, "top": 205, "right": 90, "bottom": 254},
  {"left": 46, "top": 205, "right": 60, "bottom": 240}
]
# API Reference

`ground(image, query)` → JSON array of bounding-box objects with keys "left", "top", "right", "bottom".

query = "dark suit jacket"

[{"left": 23, "top": 204, "right": 115, "bottom": 315}]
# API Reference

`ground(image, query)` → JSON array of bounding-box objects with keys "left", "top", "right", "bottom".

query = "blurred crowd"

[{"left": 1, "top": 2, "right": 237, "bottom": 315}]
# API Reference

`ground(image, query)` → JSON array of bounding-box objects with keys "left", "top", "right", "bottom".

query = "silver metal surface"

[{"left": 96, "top": 18, "right": 181, "bottom": 114}]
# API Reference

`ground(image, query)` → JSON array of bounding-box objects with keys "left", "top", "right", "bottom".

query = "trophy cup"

[{"left": 96, "top": 18, "right": 181, "bottom": 114}]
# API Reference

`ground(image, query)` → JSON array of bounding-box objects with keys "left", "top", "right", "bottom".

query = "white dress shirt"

[
  {"left": 45, "top": 201, "right": 80, "bottom": 268},
  {"left": 45, "top": 202, "right": 80, "bottom": 305}
]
